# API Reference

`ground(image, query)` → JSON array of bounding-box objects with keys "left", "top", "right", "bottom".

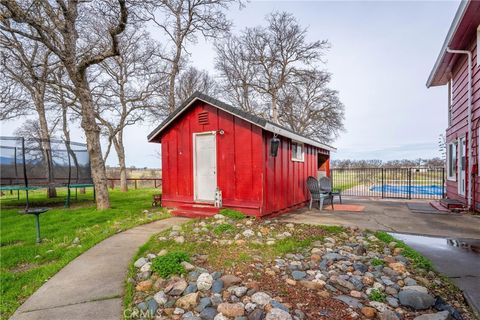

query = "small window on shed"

[{"left": 292, "top": 142, "right": 304, "bottom": 162}]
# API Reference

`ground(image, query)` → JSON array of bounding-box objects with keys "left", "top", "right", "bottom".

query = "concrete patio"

[{"left": 279, "top": 198, "right": 480, "bottom": 239}]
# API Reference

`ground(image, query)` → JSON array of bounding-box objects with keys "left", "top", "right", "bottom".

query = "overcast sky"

[{"left": 0, "top": 0, "right": 459, "bottom": 168}]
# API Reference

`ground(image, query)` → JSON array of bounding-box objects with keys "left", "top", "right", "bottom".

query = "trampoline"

[{"left": 0, "top": 136, "right": 94, "bottom": 208}]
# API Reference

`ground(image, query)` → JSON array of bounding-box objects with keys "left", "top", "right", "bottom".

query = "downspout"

[{"left": 446, "top": 47, "right": 473, "bottom": 209}]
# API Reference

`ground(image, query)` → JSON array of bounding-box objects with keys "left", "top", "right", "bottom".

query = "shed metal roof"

[{"left": 147, "top": 92, "right": 336, "bottom": 151}]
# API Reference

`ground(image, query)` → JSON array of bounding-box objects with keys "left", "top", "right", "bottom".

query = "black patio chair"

[
  {"left": 319, "top": 176, "right": 342, "bottom": 204},
  {"left": 306, "top": 176, "right": 333, "bottom": 211}
]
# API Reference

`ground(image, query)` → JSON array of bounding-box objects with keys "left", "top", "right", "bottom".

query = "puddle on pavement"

[{"left": 389, "top": 232, "right": 480, "bottom": 255}]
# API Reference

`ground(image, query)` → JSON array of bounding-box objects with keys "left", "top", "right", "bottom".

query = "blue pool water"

[{"left": 369, "top": 185, "right": 443, "bottom": 196}]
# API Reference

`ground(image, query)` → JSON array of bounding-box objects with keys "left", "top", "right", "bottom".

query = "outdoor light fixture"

[
  {"left": 218, "top": 129, "right": 225, "bottom": 135},
  {"left": 270, "top": 136, "right": 280, "bottom": 157}
]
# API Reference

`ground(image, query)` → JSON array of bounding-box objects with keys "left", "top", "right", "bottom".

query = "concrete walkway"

[
  {"left": 11, "top": 217, "right": 189, "bottom": 320},
  {"left": 279, "top": 199, "right": 480, "bottom": 239}
]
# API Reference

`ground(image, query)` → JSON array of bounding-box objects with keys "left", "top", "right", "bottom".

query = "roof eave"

[
  {"left": 426, "top": 0, "right": 469, "bottom": 88},
  {"left": 147, "top": 93, "right": 336, "bottom": 151}
]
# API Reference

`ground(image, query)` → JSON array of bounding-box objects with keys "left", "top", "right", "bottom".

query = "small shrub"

[
  {"left": 371, "top": 257, "right": 385, "bottom": 266},
  {"left": 151, "top": 251, "right": 189, "bottom": 278},
  {"left": 273, "top": 238, "right": 311, "bottom": 255},
  {"left": 368, "top": 289, "right": 386, "bottom": 302},
  {"left": 213, "top": 223, "right": 236, "bottom": 235},
  {"left": 319, "top": 225, "right": 344, "bottom": 234},
  {"left": 220, "top": 209, "right": 246, "bottom": 220}
]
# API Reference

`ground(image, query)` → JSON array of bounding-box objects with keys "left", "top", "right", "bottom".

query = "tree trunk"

[
  {"left": 168, "top": 70, "right": 177, "bottom": 112},
  {"left": 271, "top": 92, "right": 279, "bottom": 124},
  {"left": 113, "top": 133, "right": 128, "bottom": 192},
  {"left": 73, "top": 73, "right": 110, "bottom": 209},
  {"left": 34, "top": 94, "right": 57, "bottom": 198}
]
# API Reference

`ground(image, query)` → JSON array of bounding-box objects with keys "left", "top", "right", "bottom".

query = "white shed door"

[{"left": 194, "top": 133, "right": 217, "bottom": 202}]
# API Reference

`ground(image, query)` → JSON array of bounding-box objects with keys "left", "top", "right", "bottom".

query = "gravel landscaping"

[{"left": 125, "top": 212, "right": 475, "bottom": 320}]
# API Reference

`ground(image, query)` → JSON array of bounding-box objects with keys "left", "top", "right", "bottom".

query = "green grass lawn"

[{"left": 0, "top": 188, "right": 169, "bottom": 320}]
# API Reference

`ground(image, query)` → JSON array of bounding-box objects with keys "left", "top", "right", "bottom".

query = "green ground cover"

[{"left": 0, "top": 188, "right": 168, "bottom": 320}]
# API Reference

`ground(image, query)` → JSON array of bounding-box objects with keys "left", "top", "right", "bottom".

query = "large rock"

[
  {"left": 251, "top": 292, "right": 272, "bottom": 306},
  {"left": 361, "top": 307, "right": 376, "bottom": 318},
  {"left": 154, "top": 291, "right": 168, "bottom": 305},
  {"left": 229, "top": 286, "right": 248, "bottom": 297},
  {"left": 291, "top": 271, "right": 306, "bottom": 280},
  {"left": 135, "top": 280, "right": 153, "bottom": 292},
  {"left": 134, "top": 257, "right": 148, "bottom": 268},
  {"left": 388, "top": 262, "right": 406, "bottom": 273},
  {"left": 220, "top": 274, "right": 242, "bottom": 287},
  {"left": 334, "top": 295, "right": 362, "bottom": 309},
  {"left": 413, "top": 311, "right": 452, "bottom": 320},
  {"left": 165, "top": 278, "right": 188, "bottom": 296},
  {"left": 265, "top": 308, "right": 293, "bottom": 320},
  {"left": 335, "top": 278, "right": 355, "bottom": 291},
  {"left": 248, "top": 309, "right": 265, "bottom": 320},
  {"left": 196, "top": 297, "right": 212, "bottom": 312},
  {"left": 211, "top": 279, "right": 224, "bottom": 293},
  {"left": 378, "top": 310, "right": 400, "bottom": 320},
  {"left": 217, "top": 302, "right": 245, "bottom": 317},
  {"left": 197, "top": 273, "right": 214, "bottom": 291},
  {"left": 299, "top": 280, "right": 324, "bottom": 290},
  {"left": 200, "top": 307, "right": 218, "bottom": 320},
  {"left": 398, "top": 290, "right": 435, "bottom": 310},
  {"left": 243, "top": 229, "right": 255, "bottom": 238},
  {"left": 182, "top": 312, "right": 201, "bottom": 320},
  {"left": 323, "top": 253, "right": 345, "bottom": 261},
  {"left": 176, "top": 292, "right": 199, "bottom": 310},
  {"left": 175, "top": 236, "right": 185, "bottom": 243},
  {"left": 147, "top": 299, "right": 158, "bottom": 316},
  {"left": 402, "top": 285, "right": 428, "bottom": 293}
]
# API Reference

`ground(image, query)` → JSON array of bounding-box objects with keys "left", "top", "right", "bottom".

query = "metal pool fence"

[{"left": 330, "top": 167, "right": 445, "bottom": 200}]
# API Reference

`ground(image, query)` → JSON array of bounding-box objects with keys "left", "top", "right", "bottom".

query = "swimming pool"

[{"left": 369, "top": 185, "right": 444, "bottom": 196}]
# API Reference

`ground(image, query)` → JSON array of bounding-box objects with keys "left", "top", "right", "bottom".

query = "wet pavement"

[{"left": 390, "top": 233, "right": 480, "bottom": 317}]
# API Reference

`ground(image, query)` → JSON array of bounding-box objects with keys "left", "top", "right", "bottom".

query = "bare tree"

[
  {"left": 278, "top": 70, "right": 344, "bottom": 143},
  {"left": 215, "top": 11, "right": 344, "bottom": 143},
  {"left": 226, "top": 12, "right": 328, "bottom": 123},
  {"left": 0, "top": 77, "right": 30, "bottom": 120},
  {"left": 139, "top": 0, "right": 238, "bottom": 112},
  {"left": 214, "top": 36, "right": 263, "bottom": 115},
  {"left": 92, "top": 27, "right": 164, "bottom": 192},
  {"left": 0, "top": 24, "right": 60, "bottom": 196},
  {"left": 175, "top": 67, "right": 219, "bottom": 102},
  {"left": 1, "top": 0, "right": 128, "bottom": 209}
]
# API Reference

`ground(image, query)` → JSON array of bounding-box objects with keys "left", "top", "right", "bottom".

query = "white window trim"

[
  {"left": 291, "top": 141, "right": 305, "bottom": 162},
  {"left": 458, "top": 136, "right": 465, "bottom": 196},
  {"left": 447, "top": 140, "right": 457, "bottom": 181}
]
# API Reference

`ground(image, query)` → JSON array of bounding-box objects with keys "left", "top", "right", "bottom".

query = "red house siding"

[
  {"left": 446, "top": 39, "right": 480, "bottom": 208},
  {"left": 157, "top": 100, "right": 328, "bottom": 217}
]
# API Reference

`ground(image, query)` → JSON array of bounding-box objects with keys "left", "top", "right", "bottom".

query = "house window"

[
  {"left": 447, "top": 141, "right": 457, "bottom": 180},
  {"left": 292, "top": 141, "right": 304, "bottom": 162}
]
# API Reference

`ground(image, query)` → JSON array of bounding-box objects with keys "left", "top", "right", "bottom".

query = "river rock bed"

[{"left": 127, "top": 214, "right": 474, "bottom": 320}]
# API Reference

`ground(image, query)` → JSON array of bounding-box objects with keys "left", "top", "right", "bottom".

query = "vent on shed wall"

[{"left": 198, "top": 111, "right": 209, "bottom": 125}]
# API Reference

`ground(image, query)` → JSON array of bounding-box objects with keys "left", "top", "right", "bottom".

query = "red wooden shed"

[{"left": 148, "top": 92, "right": 335, "bottom": 218}]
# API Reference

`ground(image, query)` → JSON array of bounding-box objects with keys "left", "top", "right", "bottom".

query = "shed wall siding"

[
  {"left": 160, "top": 101, "right": 264, "bottom": 215},
  {"left": 262, "top": 132, "right": 319, "bottom": 215},
  {"left": 446, "top": 38, "right": 480, "bottom": 206}
]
